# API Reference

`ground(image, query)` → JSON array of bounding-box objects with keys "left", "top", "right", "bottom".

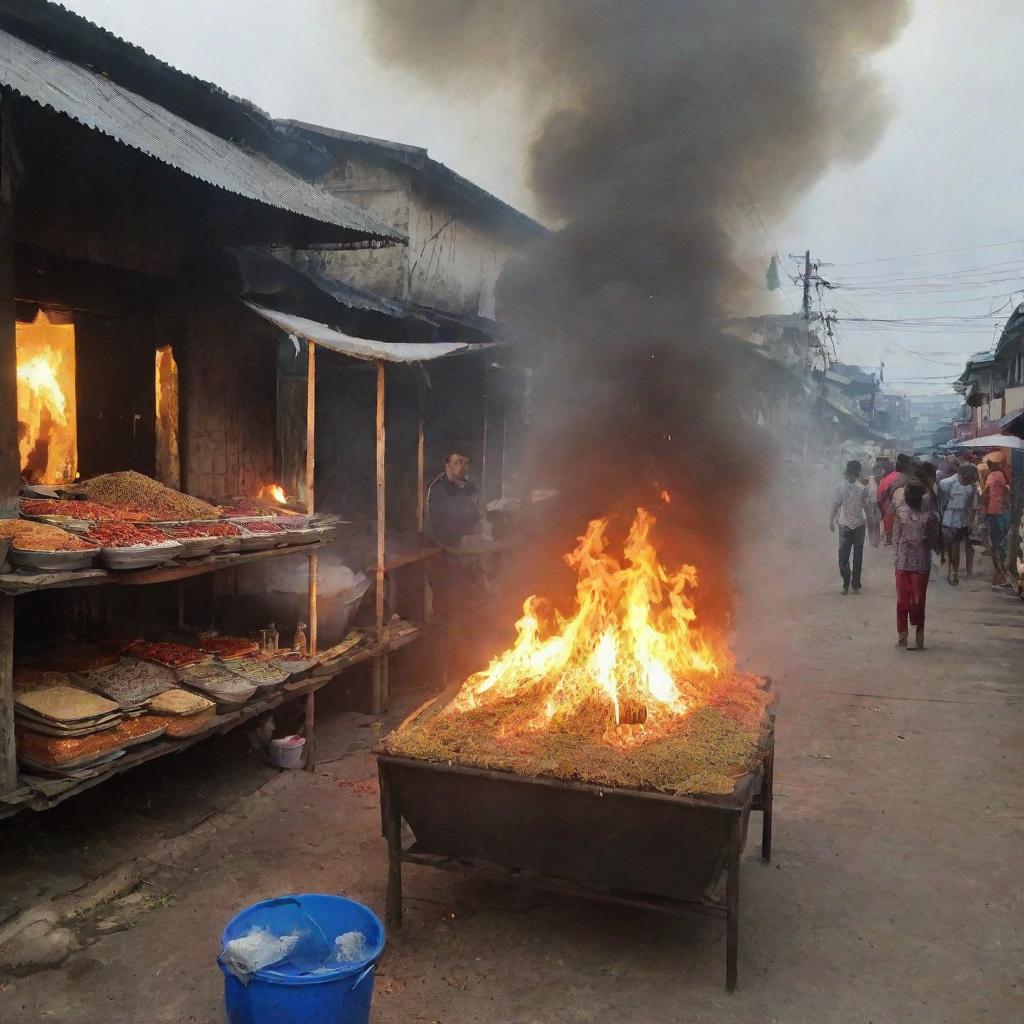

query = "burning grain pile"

[{"left": 385, "top": 510, "right": 771, "bottom": 796}]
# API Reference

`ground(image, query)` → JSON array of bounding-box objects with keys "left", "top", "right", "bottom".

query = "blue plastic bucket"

[{"left": 218, "top": 894, "right": 386, "bottom": 1024}]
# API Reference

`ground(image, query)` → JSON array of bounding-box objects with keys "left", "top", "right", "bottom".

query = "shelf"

[
  {"left": 1, "top": 673, "right": 332, "bottom": 817},
  {"left": 0, "top": 541, "right": 326, "bottom": 596}
]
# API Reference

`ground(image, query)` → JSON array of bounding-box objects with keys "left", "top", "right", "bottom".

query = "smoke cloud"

[{"left": 365, "top": 1, "right": 911, "bottom": 619}]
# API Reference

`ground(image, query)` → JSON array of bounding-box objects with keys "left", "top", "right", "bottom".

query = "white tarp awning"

[
  {"left": 244, "top": 303, "right": 494, "bottom": 363},
  {"left": 954, "top": 433, "right": 1024, "bottom": 450}
]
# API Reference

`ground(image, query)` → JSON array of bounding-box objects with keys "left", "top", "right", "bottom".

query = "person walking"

[
  {"left": 938, "top": 463, "right": 978, "bottom": 585},
  {"left": 893, "top": 482, "right": 940, "bottom": 650},
  {"left": 981, "top": 451, "right": 1011, "bottom": 587},
  {"left": 878, "top": 453, "right": 911, "bottom": 545},
  {"left": 866, "top": 467, "right": 881, "bottom": 548},
  {"left": 830, "top": 459, "right": 868, "bottom": 595}
]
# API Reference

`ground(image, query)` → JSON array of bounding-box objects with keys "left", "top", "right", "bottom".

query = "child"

[{"left": 893, "top": 482, "right": 939, "bottom": 650}]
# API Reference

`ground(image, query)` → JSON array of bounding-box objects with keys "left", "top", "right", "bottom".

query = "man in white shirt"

[
  {"left": 938, "top": 463, "right": 978, "bottom": 585},
  {"left": 830, "top": 460, "right": 868, "bottom": 595}
]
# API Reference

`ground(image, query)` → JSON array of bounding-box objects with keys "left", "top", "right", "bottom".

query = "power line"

[{"left": 829, "top": 237, "right": 1024, "bottom": 267}]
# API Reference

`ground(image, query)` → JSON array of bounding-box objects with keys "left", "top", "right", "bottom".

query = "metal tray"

[
  {"left": 99, "top": 541, "right": 184, "bottom": 570},
  {"left": 172, "top": 536, "right": 223, "bottom": 560},
  {"left": 10, "top": 546, "right": 100, "bottom": 572},
  {"left": 235, "top": 525, "right": 286, "bottom": 551}
]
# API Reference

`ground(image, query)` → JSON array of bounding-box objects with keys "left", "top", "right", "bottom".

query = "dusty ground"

[{"left": 0, "top": 530, "right": 1021, "bottom": 1023}]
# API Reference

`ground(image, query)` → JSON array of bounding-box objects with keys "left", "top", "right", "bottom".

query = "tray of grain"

[
  {"left": 10, "top": 546, "right": 100, "bottom": 572},
  {"left": 1, "top": 519, "right": 101, "bottom": 571}
]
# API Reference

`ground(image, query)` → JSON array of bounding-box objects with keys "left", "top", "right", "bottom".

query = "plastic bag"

[{"left": 220, "top": 926, "right": 299, "bottom": 984}]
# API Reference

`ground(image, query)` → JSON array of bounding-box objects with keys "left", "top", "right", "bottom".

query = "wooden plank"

[
  {"left": 0, "top": 98, "right": 18, "bottom": 517},
  {"left": 0, "top": 541, "right": 326, "bottom": 595},
  {"left": 0, "top": 596, "right": 14, "bottom": 794}
]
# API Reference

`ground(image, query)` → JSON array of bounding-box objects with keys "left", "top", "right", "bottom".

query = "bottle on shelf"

[
  {"left": 293, "top": 621, "right": 308, "bottom": 657},
  {"left": 265, "top": 622, "right": 279, "bottom": 655}
]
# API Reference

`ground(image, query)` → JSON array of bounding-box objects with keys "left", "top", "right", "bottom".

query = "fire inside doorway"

[{"left": 16, "top": 309, "right": 77, "bottom": 485}]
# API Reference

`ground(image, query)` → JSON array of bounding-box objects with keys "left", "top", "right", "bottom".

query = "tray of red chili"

[
  {"left": 159, "top": 522, "right": 242, "bottom": 557},
  {"left": 85, "top": 524, "right": 183, "bottom": 569},
  {"left": 235, "top": 521, "right": 286, "bottom": 551},
  {"left": 196, "top": 635, "right": 260, "bottom": 661},
  {"left": 124, "top": 640, "right": 212, "bottom": 669}
]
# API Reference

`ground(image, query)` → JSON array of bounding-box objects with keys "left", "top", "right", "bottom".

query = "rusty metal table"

[{"left": 376, "top": 713, "right": 775, "bottom": 991}]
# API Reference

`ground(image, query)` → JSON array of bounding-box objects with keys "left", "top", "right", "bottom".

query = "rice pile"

[
  {"left": 383, "top": 676, "right": 771, "bottom": 797},
  {"left": 80, "top": 471, "right": 219, "bottom": 521}
]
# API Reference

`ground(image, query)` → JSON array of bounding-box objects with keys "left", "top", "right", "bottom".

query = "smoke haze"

[{"left": 366, "top": 1, "right": 911, "bottom": 620}]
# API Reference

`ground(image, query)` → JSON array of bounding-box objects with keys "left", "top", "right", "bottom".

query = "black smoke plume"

[{"left": 367, "top": 1, "right": 910, "bottom": 621}]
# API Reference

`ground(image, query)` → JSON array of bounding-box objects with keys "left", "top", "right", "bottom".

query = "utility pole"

[{"left": 802, "top": 249, "right": 812, "bottom": 324}]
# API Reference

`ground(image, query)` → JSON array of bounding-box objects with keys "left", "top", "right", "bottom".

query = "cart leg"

[
  {"left": 761, "top": 742, "right": 774, "bottom": 863},
  {"left": 726, "top": 815, "right": 741, "bottom": 992},
  {"left": 381, "top": 770, "right": 403, "bottom": 928}
]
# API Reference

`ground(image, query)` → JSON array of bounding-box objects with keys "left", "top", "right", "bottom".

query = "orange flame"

[
  {"left": 452, "top": 508, "right": 729, "bottom": 746},
  {"left": 16, "top": 313, "right": 78, "bottom": 485},
  {"left": 259, "top": 484, "right": 288, "bottom": 504}
]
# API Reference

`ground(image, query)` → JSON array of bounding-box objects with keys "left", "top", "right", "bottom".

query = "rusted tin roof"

[{"left": 0, "top": 27, "right": 404, "bottom": 242}]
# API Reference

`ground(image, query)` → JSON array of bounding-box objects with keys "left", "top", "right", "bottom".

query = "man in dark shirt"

[
  {"left": 426, "top": 449, "right": 482, "bottom": 548},
  {"left": 425, "top": 449, "right": 486, "bottom": 684}
]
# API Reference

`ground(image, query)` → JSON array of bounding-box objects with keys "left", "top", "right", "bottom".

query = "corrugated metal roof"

[
  {"left": 244, "top": 303, "right": 495, "bottom": 364},
  {"left": 0, "top": 27, "right": 404, "bottom": 242}
]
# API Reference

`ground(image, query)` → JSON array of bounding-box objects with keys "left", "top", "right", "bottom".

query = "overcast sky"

[{"left": 64, "top": 0, "right": 1024, "bottom": 398}]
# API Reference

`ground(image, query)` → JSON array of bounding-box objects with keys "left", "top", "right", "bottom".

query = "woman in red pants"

[{"left": 893, "top": 482, "right": 940, "bottom": 650}]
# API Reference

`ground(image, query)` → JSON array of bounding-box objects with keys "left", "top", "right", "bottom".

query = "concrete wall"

[
  {"left": 317, "top": 155, "right": 518, "bottom": 318},
  {"left": 319, "top": 156, "right": 410, "bottom": 300}
]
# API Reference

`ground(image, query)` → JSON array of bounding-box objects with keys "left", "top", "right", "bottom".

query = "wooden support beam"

[
  {"left": 305, "top": 340, "right": 316, "bottom": 514},
  {"left": 416, "top": 373, "right": 426, "bottom": 535},
  {"left": 372, "top": 361, "right": 388, "bottom": 713},
  {"left": 304, "top": 341, "right": 317, "bottom": 762},
  {"left": 0, "top": 98, "right": 19, "bottom": 516},
  {"left": 0, "top": 596, "right": 14, "bottom": 794},
  {"left": 417, "top": 373, "right": 433, "bottom": 625}
]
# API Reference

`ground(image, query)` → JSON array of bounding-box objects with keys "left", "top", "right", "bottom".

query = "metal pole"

[
  {"left": 380, "top": 765, "right": 403, "bottom": 927},
  {"left": 726, "top": 814, "right": 741, "bottom": 991}
]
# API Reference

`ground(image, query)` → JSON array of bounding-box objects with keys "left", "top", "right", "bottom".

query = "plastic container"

[
  {"left": 269, "top": 735, "right": 306, "bottom": 769},
  {"left": 219, "top": 894, "right": 385, "bottom": 1024}
]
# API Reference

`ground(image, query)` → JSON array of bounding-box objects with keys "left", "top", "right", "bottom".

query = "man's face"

[{"left": 447, "top": 454, "right": 470, "bottom": 481}]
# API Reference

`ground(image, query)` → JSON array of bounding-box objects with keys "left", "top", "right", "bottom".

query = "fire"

[
  {"left": 452, "top": 508, "right": 730, "bottom": 746},
  {"left": 16, "top": 311, "right": 77, "bottom": 485},
  {"left": 259, "top": 483, "right": 288, "bottom": 504}
]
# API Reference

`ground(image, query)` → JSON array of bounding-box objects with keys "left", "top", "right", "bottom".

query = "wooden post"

[
  {"left": 305, "top": 341, "right": 316, "bottom": 515},
  {"left": 0, "top": 97, "right": 18, "bottom": 515},
  {"left": 0, "top": 101, "right": 19, "bottom": 795},
  {"left": 417, "top": 373, "right": 433, "bottom": 626},
  {"left": 0, "top": 596, "right": 14, "bottom": 795},
  {"left": 304, "top": 341, "right": 317, "bottom": 765},
  {"left": 479, "top": 369, "right": 489, "bottom": 504},
  {"left": 416, "top": 374, "right": 426, "bottom": 535},
  {"left": 372, "top": 361, "right": 388, "bottom": 713}
]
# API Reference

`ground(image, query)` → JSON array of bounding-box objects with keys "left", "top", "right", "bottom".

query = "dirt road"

[{"left": 0, "top": 532, "right": 1020, "bottom": 1023}]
